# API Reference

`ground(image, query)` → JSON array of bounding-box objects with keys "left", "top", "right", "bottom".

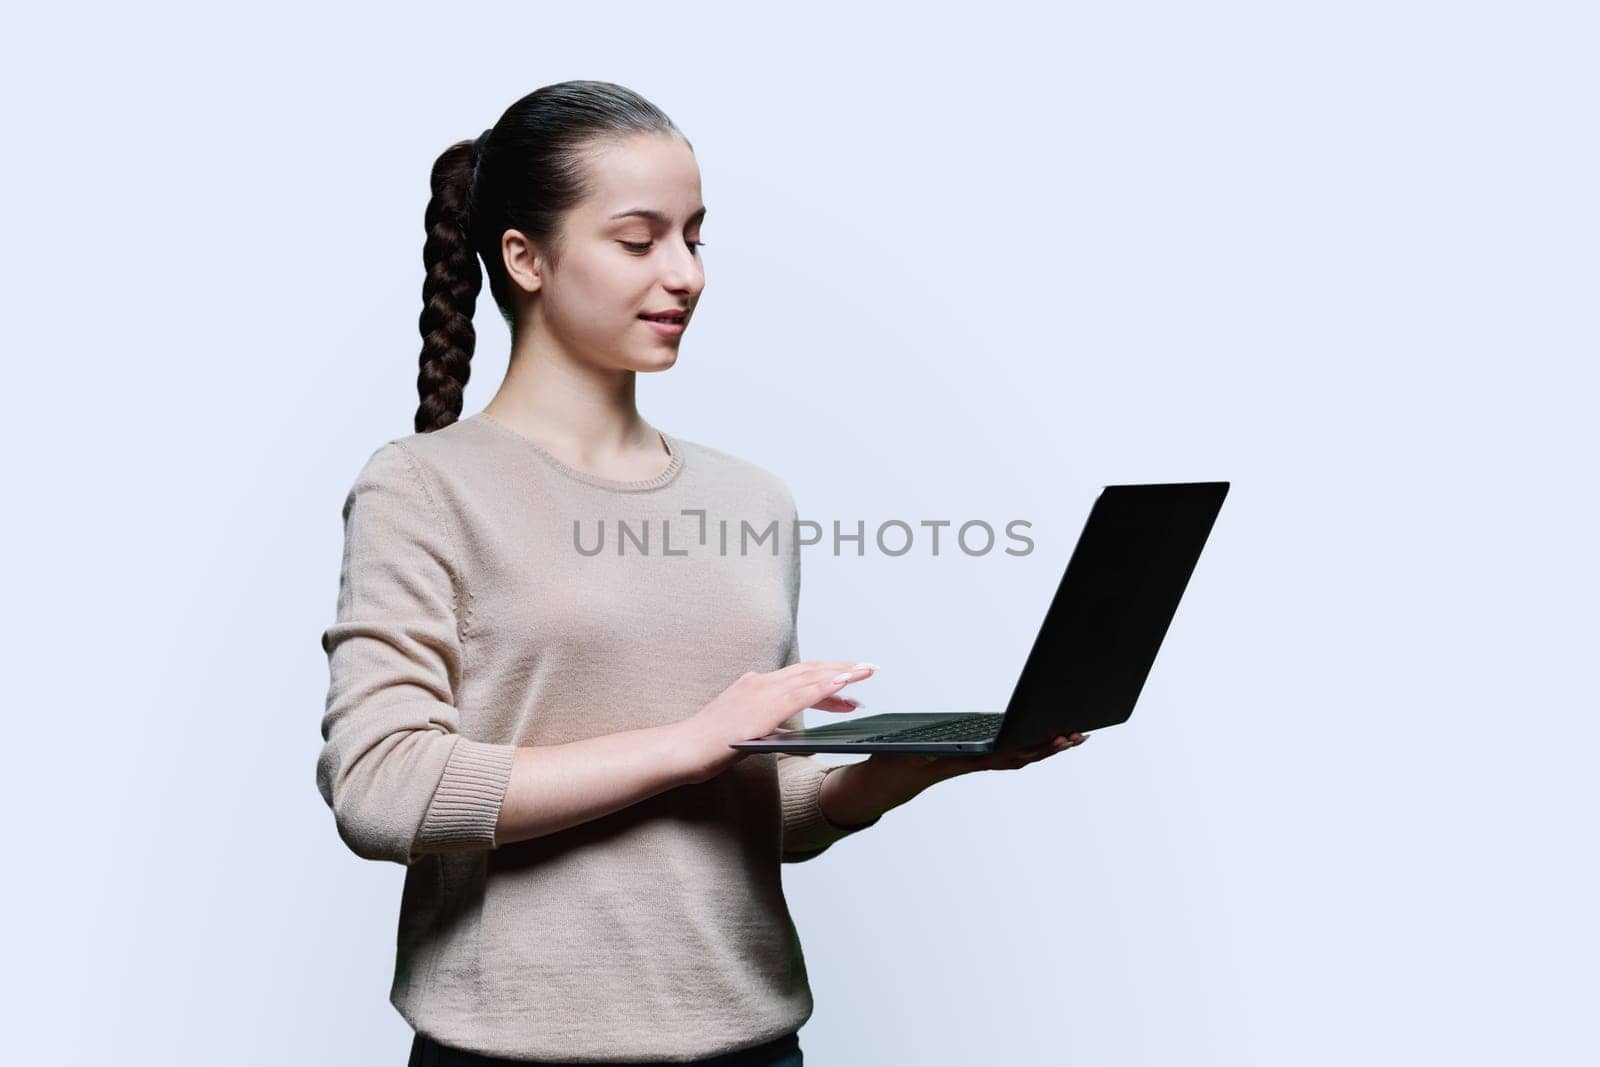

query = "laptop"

[{"left": 731, "top": 481, "right": 1229, "bottom": 754}]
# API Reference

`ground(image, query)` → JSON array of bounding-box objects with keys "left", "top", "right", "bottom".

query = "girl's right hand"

[{"left": 676, "top": 660, "right": 877, "bottom": 783}]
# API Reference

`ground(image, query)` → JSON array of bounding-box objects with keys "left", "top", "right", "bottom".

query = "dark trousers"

[{"left": 408, "top": 1030, "right": 803, "bottom": 1067}]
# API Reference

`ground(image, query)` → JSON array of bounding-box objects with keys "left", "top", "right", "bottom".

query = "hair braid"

[{"left": 414, "top": 141, "right": 482, "bottom": 434}]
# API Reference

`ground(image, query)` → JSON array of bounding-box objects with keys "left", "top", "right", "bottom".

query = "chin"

[{"left": 632, "top": 347, "right": 680, "bottom": 371}]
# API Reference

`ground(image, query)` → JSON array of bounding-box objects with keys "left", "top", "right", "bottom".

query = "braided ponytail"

[{"left": 414, "top": 130, "right": 489, "bottom": 433}]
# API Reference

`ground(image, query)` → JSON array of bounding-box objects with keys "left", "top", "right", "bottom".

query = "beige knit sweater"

[{"left": 315, "top": 410, "right": 878, "bottom": 1061}]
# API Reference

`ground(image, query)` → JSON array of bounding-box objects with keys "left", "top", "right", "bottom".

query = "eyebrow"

[{"left": 608, "top": 206, "right": 708, "bottom": 226}]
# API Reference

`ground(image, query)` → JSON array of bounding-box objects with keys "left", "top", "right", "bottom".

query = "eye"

[{"left": 620, "top": 240, "right": 708, "bottom": 254}]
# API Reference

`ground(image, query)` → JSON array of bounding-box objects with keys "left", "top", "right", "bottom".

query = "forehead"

[{"left": 580, "top": 133, "right": 703, "bottom": 221}]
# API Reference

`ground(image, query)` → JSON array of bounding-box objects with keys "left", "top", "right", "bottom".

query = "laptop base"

[{"left": 730, "top": 712, "right": 1004, "bottom": 754}]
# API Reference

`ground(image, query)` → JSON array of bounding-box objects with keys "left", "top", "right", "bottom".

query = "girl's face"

[{"left": 530, "top": 132, "right": 706, "bottom": 373}]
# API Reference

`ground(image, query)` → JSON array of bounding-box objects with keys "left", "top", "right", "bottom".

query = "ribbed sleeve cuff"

[
  {"left": 414, "top": 737, "right": 518, "bottom": 855},
  {"left": 780, "top": 762, "right": 882, "bottom": 858}
]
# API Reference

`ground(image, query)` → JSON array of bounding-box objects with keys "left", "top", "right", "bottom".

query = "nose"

[{"left": 660, "top": 245, "right": 705, "bottom": 298}]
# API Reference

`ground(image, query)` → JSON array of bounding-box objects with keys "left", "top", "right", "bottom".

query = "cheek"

[
  {"left": 568, "top": 262, "right": 645, "bottom": 320},
  {"left": 556, "top": 289, "right": 625, "bottom": 332}
]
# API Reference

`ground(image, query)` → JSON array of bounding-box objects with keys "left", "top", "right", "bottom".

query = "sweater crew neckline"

[{"left": 471, "top": 410, "right": 685, "bottom": 493}]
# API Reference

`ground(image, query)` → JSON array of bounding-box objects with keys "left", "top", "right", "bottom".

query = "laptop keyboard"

[{"left": 854, "top": 714, "right": 1005, "bottom": 744}]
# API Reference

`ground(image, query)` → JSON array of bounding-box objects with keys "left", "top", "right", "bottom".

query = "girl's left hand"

[{"left": 867, "top": 731, "right": 1088, "bottom": 785}]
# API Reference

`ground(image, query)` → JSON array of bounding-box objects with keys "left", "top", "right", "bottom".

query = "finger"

[
  {"left": 1027, "top": 734, "right": 1087, "bottom": 762},
  {"left": 1008, "top": 739, "right": 1063, "bottom": 767},
  {"left": 993, "top": 734, "right": 1085, "bottom": 769},
  {"left": 776, "top": 659, "right": 877, "bottom": 681},
  {"left": 811, "top": 694, "right": 865, "bottom": 713},
  {"left": 778, "top": 663, "right": 875, "bottom": 693},
  {"left": 792, "top": 663, "right": 876, "bottom": 700}
]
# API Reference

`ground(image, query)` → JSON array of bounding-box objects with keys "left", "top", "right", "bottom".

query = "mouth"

[{"left": 639, "top": 310, "right": 688, "bottom": 336}]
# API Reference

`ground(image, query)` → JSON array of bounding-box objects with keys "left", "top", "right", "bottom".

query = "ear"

[{"left": 500, "top": 229, "right": 543, "bottom": 295}]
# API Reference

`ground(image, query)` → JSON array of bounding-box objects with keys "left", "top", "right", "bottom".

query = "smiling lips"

[
  {"left": 640, "top": 308, "right": 688, "bottom": 336},
  {"left": 641, "top": 318, "right": 685, "bottom": 337}
]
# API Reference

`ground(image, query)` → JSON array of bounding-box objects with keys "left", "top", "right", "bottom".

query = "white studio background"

[{"left": 3, "top": 2, "right": 1594, "bottom": 1064}]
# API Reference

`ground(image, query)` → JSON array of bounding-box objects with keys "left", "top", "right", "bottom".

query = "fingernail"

[
  {"left": 831, "top": 672, "right": 852, "bottom": 683},
  {"left": 854, "top": 662, "right": 878, "bottom": 671}
]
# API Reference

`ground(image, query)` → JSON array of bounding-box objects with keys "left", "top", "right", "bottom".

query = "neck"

[{"left": 484, "top": 334, "right": 660, "bottom": 460}]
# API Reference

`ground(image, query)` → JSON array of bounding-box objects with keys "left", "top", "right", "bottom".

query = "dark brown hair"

[{"left": 415, "top": 80, "right": 689, "bottom": 434}]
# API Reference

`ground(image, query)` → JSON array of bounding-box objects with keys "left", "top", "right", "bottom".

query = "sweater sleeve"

[
  {"left": 775, "top": 486, "right": 881, "bottom": 863},
  {"left": 315, "top": 441, "right": 517, "bottom": 866}
]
